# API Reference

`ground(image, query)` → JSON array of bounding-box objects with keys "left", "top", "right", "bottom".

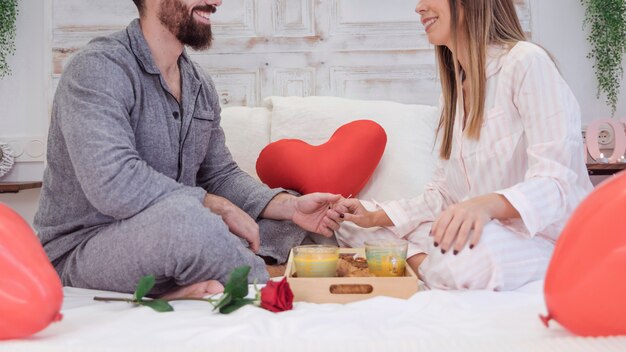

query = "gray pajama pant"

[{"left": 55, "top": 194, "right": 310, "bottom": 296}]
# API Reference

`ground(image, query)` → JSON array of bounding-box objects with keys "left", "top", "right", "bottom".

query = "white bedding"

[{"left": 1, "top": 280, "right": 625, "bottom": 352}]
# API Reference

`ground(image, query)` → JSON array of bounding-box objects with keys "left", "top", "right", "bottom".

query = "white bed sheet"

[{"left": 1, "top": 280, "right": 625, "bottom": 352}]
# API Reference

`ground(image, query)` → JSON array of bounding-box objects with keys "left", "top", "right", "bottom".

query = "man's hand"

[
  {"left": 292, "top": 193, "right": 342, "bottom": 237},
  {"left": 203, "top": 194, "right": 260, "bottom": 253}
]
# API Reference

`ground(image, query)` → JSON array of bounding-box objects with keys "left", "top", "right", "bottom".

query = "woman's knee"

[{"left": 420, "top": 222, "right": 503, "bottom": 290}]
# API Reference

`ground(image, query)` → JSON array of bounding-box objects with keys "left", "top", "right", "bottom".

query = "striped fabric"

[
  {"left": 378, "top": 41, "right": 593, "bottom": 252},
  {"left": 336, "top": 42, "right": 594, "bottom": 290}
]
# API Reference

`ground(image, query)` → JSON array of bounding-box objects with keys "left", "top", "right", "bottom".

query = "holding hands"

[
  {"left": 330, "top": 193, "right": 517, "bottom": 255},
  {"left": 292, "top": 193, "right": 342, "bottom": 237},
  {"left": 207, "top": 192, "right": 344, "bottom": 252},
  {"left": 328, "top": 197, "right": 393, "bottom": 228}
]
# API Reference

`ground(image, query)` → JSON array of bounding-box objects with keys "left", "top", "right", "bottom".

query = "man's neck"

[{"left": 138, "top": 16, "right": 183, "bottom": 77}]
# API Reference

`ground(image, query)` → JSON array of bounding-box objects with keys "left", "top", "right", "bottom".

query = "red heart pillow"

[{"left": 256, "top": 120, "right": 386, "bottom": 197}]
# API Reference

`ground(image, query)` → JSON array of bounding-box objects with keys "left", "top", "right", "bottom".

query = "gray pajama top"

[{"left": 34, "top": 19, "right": 280, "bottom": 263}]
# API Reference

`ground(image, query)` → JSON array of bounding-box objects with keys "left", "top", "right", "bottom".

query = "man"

[{"left": 34, "top": 0, "right": 340, "bottom": 298}]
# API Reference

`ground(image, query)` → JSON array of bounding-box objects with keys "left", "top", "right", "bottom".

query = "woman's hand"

[
  {"left": 431, "top": 193, "right": 519, "bottom": 254},
  {"left": 330, "top": 198, "right": 393, "bottom": 228}
]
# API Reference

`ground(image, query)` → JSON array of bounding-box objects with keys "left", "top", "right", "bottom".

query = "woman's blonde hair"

[{"left": 436, "top": 0, "right": 526, "bottom": 159}]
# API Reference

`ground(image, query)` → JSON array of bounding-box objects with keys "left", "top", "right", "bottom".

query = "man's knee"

[
  {"left": 145, "top": 195, "right": 231, "bottom": 255},
  {"left": 145, "top": 195, "right": 267, "bottom": 283}
]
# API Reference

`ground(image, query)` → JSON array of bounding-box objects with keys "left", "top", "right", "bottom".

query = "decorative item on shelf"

[
  {"left": 0, "top": 142, "right": 15, "bottom": 178},
  {"left": 0, "top": 0, "right": 19, "bottom": 78},
  {"left": 580, "top": 0, "right": 626, "bottom": 115},
  {"left": 619, "top": 155, "right": 626, "bottom": 163},
  {"left": 585, "top": 118, "right": 626, "bottom": 163}
]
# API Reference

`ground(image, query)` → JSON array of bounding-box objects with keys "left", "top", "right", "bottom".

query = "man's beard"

[{"left": 158, "top": 0, "right": 214, "bottom": 51}]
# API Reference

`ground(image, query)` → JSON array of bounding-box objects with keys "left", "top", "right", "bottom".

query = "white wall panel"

[
  {"left": 50, "top": 0, "right": 531, "bottom": 107},
  {"left": 330, "top": 65, "right": 439, "bottom": 104},
  {"left": 273, "top": 0, "right": 314, "bottom": 37},
  {"left": 330, "top": 0, "right": 419, "bottom": 35},
  {"left": 202, "top": 69, "right": 260, "bottom": 107},
  {"left": 212, "top": 0, "right": 257, "bottom": 37},
  {"left": 273, "top": 68, "right": 316, "bottom": 97}
]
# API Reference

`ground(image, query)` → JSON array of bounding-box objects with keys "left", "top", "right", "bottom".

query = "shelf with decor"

[
  {"left": 0, "top": 181, "right": 43, "bottom": 194},
  {"left": 586, "top": 163, "right": 626, "bottom": 176}
]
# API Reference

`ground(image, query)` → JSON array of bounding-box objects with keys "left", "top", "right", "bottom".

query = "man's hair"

[{"left": 132, "top": 0, "right": 144, "bottom": 14}]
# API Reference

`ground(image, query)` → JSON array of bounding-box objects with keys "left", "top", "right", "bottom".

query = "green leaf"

[
  {"left": 581, "top": 0, "right": 626, "bottom": 115},
  {"left": 0, "top": 0, "right": 18, "bottom": 77},
  {"left": 133, "top": 275, "right": 156, "bottom": 301},
  {"left": 139, "top": 299, "right": 174, "bottom": 313},
  {"left": 223, "top": 266, "right": 251, "bottom": 299},
  {"left": 219, "top": 298, "right": 255, "bottom": 314}
]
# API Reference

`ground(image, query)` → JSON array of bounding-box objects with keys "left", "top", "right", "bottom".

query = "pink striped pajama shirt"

[{"left": 336, "top": 41, "right": 593, "bottom": 290}]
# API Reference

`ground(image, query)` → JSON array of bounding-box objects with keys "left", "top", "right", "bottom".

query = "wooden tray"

[{"left": 285, "top": 248, "right": 419, "bottom": 304}]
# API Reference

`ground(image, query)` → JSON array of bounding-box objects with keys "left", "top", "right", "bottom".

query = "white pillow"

[
  {"left": 264, "top": 96, "right": 439, "bottom": 202},
  {"left": 220, "top": 106, "right": 271, "bottom": 180}
]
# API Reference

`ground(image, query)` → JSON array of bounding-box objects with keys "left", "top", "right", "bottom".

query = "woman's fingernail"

[
  {"left": 469, "top": 244, "right": 474, "bottom": 250},
  {"left": 434, "top": 242, "right": 439, "bottom": 247},
  {"left": 339, "top": 214, "right": 344, "bottom": 219},
  {"left": 453, "top": 250, "right": 458, "bottom": 255},
  {"left": 441, "top": 249, "right": 446, "bottom": 254}
]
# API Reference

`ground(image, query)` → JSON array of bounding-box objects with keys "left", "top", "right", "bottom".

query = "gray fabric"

[
  {"left": 58, "top": 194, "right": 271, "bottom": 294},
  {"left": 257, "top": 219, "right": 312, "bottom": 264},
  {"left": 35, "top": 19, "right": 305, "bottom": 290}
]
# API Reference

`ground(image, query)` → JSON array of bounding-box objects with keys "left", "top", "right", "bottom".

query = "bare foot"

[
  {"left": 266, "top": 264, "right": 286, "bottom": 278},
  {"left": 159, "top": 280, "right": 224, "bottom": 299}
]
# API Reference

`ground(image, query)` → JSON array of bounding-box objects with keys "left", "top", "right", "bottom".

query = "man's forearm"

[{"left": 259, "top": 192, "right": 297, "bottom": 220}]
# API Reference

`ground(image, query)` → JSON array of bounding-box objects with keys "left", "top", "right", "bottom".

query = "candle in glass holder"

[
  {"left": 293, "top": 245, "right": 339, "bottom": 277},
  {"left": 597, "top": 153, "right": 609, "bottom": 164},
  {"left": 365, "top": 239, "right": 408, "bottom": 277}
]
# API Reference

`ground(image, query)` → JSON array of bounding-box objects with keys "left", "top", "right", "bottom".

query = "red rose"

[{"left": 260, "top": 278, "right": 294, "bottom": 312}]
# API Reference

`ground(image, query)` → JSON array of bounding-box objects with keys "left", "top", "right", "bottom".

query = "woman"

[{"left": 330, "top": 0, "right": 593, "bottom": 290}]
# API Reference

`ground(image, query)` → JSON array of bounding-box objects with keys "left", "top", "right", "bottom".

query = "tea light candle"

[
  {"left": 619, "top": 155, "right": 626, "bottom": 163},
  {"left": 597, "top": 153, "right": 609, "bottom": 164}
]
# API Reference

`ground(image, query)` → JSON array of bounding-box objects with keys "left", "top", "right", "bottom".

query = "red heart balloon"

[
  {"left": 541, "top": 171, "right": 626, "bottom": 336},
  {"left": 256, "top": 120, "right": 386, "bottom": 197},
  {"left": 0, "top": 203, "right": 63, "bottom": 340}
]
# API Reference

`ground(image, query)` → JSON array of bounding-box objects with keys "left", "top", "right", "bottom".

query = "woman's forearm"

[
  {"left": 483, "top": 193, "right": 520, "bottom": 220},
  {"left": 369, "top": 209, "right": 395, "bottom": 227}
]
